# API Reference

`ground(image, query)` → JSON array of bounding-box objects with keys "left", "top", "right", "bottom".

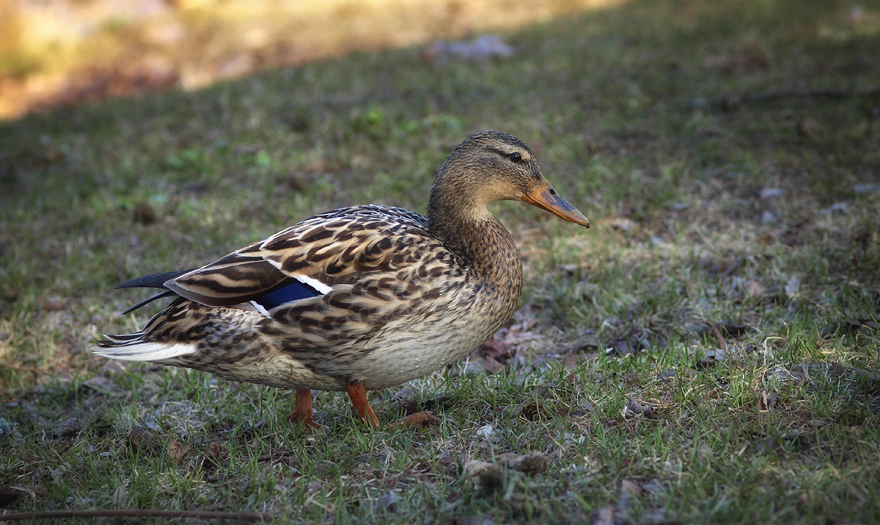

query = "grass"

[{"left": 1, "top": 0, "right": 880, "bottom": 522}]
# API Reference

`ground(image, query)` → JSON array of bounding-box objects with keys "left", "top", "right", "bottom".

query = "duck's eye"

[{"left": 508, "top": 152, "right": 524, "bottom": 163}]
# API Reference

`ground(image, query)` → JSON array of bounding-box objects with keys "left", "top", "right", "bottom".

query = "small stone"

[
  {"left": 374, "top": 490, "right": 400, "bottom": 511},
  {"left": 476, "top": 424, "right": 497, "bottom": 442},
  {"left": 52, "top": 417, "right": 82, "bottom": 438},
  {"left": 42, "top": 296, "right": 65, "bottom": 311},
  {"left": 760, "top": 187, "right": 784, "bottom": 199},
  {"left": 822, "top": 202, "right": 848, "bottom": 214}
]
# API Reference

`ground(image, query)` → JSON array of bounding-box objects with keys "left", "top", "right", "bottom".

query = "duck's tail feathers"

[
  {"left": 93, "top": 337, "right": 196, "bottom": 362},
  {"left": 115, "top": 269, "right": 197, "bottom": 290},
  {"left": 114, "top": 269, "right": 196, "bottom": 315},
  {"left": 120, "top": 290, "right": 177, "bottom": 315}
]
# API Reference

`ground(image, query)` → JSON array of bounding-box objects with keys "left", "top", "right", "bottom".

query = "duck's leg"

[
  {"left": 289, "top": 389, "right": 321, "bottom": 428},
  {"left": 345, "top": 383, "right": 379, "bottom": 428}
]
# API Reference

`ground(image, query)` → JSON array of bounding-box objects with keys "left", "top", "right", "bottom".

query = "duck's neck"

[{"left": 427, "top": 199, "right": 524, "bottom": 288}]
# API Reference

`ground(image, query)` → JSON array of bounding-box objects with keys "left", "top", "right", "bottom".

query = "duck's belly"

[
  {"left": 351, "top": 313, "right": 500, "bottom": 390},
  {"left": 168, "top": 314, "right": 496, "bottom": 392},
  {"left": 180, "top": 317, "right": 500, "bottom": 391},
  {"left": 188, "top": 355, "right": 349, "bottom": 392}
]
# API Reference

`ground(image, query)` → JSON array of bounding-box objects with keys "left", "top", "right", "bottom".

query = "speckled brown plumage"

[{"left": 95, "top": 130, "right": 589, "bottom": 428}]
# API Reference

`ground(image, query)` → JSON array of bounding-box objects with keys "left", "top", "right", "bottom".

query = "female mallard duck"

[{"left": 95, "top": 130, "right": 589, "bottom": 428}]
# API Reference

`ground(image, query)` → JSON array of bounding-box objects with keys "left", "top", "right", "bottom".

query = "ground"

[{"left": 1, "top": 0, "right": 879, "bottom": 522}]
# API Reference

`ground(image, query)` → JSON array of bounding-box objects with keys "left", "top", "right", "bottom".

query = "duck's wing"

[{"left": 148, "top": 205, "right": 435, "bottom": 315}]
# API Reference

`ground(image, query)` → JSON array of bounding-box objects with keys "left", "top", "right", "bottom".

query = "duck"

[{"left": 94, "top": 130, "right": 589, "bottom": 428}]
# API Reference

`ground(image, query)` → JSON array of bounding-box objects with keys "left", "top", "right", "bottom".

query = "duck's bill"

[{"left": 522, "top": 182, "right": 590, "bottom": 228}]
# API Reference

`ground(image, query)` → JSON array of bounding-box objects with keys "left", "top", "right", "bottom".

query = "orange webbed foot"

[
  {"left": 289, "top": 389, "right": 321, "bottom": 429},
  {"left": 346, "top": 383, "right": 380, "bottom": 428}
]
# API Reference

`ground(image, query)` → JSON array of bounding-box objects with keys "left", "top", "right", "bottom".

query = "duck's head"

[{"left": 427, "top": 129, "right": 590, "bottom": 228}]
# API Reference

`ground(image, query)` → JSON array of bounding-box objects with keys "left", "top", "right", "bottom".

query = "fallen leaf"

[
  {"left": 463, "top": 459, "right": 503, "bottom": 488},
  {"left": 480, "top": 338, "right": 513, "bottom": 359},
  {"left": 200, "top": 441, "right": 224, "bottom": 470},
  {"left": 564, "top": 353, "right": 594, "bottom": 368},
  {"left": 508, "top": 452, "right": 547, "bottom": 476},
  {"left": 521, "top": 402, "right": 551, "bottom": 421},
  {"left": 398, "top": 411, "right": 440, "bottom": 428},
  {"left": 132, "top": 201, "right": 157, "bottom": 225},
  {"left": 112, "top": 484, "right": 127, "bottom": 506},
  {"left": 482, "top": 355, "right": 504, "bottom": 374},
  {"left": 798, "top": 117, "right": 821, "bottom": 141},
  {"left": 745, "top": 280, "right": 766, "bottom": 297},
  {"left": 709, "top": 324, "right": 729, "bottom": 351},
  {"left": 758, "top": 390, "right": 778, "bottom": 411},
  {"left": 41, "top": 295, "right": 65, "bottom": 311},
  {"left": 167, "top": 439, "right": 192, "bottom": 463},
  {"left": 576, "top": 399, "right": 594, "bottom": 416},
  {"left": 697, "top": 443, "right": 714, "bottom": 461},
  {"left": 463, "top": 459, "right": 495, "bottom": 478},
  {"left": 464, "top": 452, "right": 547, "bottom": 489},
  {"left": 620, "top": 479, "right": 642, "bottom": 498},
  {"left": 127, "top": 426, "right": 155, "bottom": 451},
  {"left": 769, "top": 367, "right": 791, "bottom": 381},
  {"left": 592, "top": 506, "right": 615, "bottom": 525}
]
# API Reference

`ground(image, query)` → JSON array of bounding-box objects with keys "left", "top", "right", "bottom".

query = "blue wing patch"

[{"left": 254, "top": 279, "right": 323, "bottom": 310}]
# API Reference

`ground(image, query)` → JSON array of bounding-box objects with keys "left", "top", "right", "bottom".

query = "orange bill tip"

[{"left": 522, "top": 182, "right": 590, "bottom": 228}]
